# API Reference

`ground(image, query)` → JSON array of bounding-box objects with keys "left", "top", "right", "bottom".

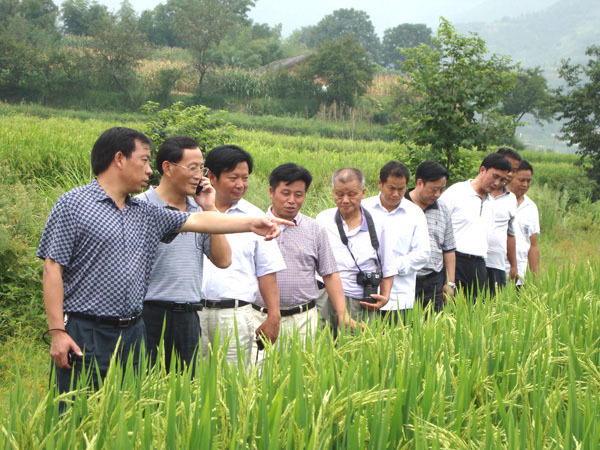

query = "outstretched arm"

[{"left": 180, "top": 212, "right": 293, "bottom": 240}]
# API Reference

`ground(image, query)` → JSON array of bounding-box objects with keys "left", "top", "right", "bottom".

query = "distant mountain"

[
  {"left": 454, "top": 0, "right": 554, "bottom": 23},
  {"left": 456, "top": 0, "right": 600, "bottom": 76}
]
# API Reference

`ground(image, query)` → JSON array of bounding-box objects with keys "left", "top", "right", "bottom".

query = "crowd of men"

[{"left": 38, "top": 127, "right": 540, "bottom": 394}]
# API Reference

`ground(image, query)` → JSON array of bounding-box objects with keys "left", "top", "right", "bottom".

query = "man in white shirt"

[
  {"left": 440, "top": 153, "right": 512, "bottom": 300},
  {"left": 506, "top": 160, "right": 540, "bottom": 286},
  {"left": 316, "top": 168, "right": 394, "bottom": 328},
  {"left": 199, "top": 145, "right": 286, "bottom": 366},
  {"left": 485, "top": 147, "right": 521, "bottom": 295},
  {"left": 362, "top": 161, "right": 430, "bottom": 321}
]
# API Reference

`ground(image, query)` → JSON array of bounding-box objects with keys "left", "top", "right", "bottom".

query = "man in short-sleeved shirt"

[
  {"left": 254, "top": 163, "right": 354, "bottom": 340},
  {"left": 199, "top": 145, "right": 286, "bottom": 366},
  {"left": 506, "top": 160, "right": 540, "bottom": 286},
  {"left": 363, "top": 161, "right": 430, "bottom": 319},
  {"left": 316, "top": 168, "right": 393, "bottom": 327},
  {"left": 37, "top": 127, "right": 288, "bottom": 394},
  {"left": 440, "top": 153, "right": 512, "bottom": 300},
  {"left": 138, "top": 136, "right": 232, "bottom": 373}
]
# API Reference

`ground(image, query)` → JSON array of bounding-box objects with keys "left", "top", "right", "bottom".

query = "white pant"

[
  {"left": 198, "top": 304, "right": 254, "bottom": 367},
  {"left": 252, "top": 306, "right": 318, "bottom": 343}
]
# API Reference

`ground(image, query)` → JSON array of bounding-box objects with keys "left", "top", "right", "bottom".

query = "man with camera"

[
  {"left": 316, "top": 168, "right": 394, "bottom": 327},
  {"left": 363, "top": 161, "right": 430, "bottom": 323}
]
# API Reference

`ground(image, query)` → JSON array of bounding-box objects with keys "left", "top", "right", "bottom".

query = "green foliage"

[
  {"left": 298, "top": 8, "right": 380, "bottom": 62},
  {"left": 556, "top": 45, "right": 600, "bottom": 200},
  {"left": 397, "top": 18, "right": 517, "bottom": 171},
  {"left": 141, "top": 101, "right": 235, "bottom": 155},
  {"left": 381, "top": 23, "right": 432, "bottom": 70},
  {"left": 501, "top": 66, "right": 554, "bottom": 126},
  {"left": 60, "top": 0, "right": 109, "bottom": 36},
  {"left": 146, "top": 67, "right": 183, "bottom": 106},
  {"left": 305, "top": 34, "right": 375, "bottom": 107}
]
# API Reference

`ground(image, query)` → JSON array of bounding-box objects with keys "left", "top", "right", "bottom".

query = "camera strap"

[{"left": 335, "top": 208, "right": 382, "bottom": 275}]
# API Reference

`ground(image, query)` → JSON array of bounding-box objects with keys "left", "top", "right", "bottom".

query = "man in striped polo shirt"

[{"left": 253, "top": 163, "right": 355, "bottom": 341}]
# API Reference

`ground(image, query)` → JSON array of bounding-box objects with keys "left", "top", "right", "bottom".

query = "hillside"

[{"left": 457, "top": 0, "right": 600, "bottom": 72}]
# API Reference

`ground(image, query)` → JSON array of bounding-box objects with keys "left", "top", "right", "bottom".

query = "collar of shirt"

[
  {"left": 266, "top": 206, "right": 301, "bottom": 226},
  {"left": 140, "top": 186, "right": 198, "bottom": 211},
  {"left": 404, "top": 188, "right": 439, "bottom": 210},
  {"left": 90, "top": 178, "right": 140, "bottom": 207},
  {"left": 222, "top": 198, "right": 254, "bottom": 215}
]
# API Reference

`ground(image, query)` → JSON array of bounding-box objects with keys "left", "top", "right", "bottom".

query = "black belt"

[
  {"left": 252, "top": 300, "right": 316, "bottom": 317},
  {"left": 456, "top": 251, "right": 484, "bottom": 261},
  {"left": 67, "top": 311, "right": 142, "bottom": 328},
  {"left": 200, "top": 299, "right": 251, "bottom": 309},
  {"left": 144, "top": 301, "right": 203, "bottom": 312},
  {"left": 417, "top": 270, "right": 441, "bottom": 281}
]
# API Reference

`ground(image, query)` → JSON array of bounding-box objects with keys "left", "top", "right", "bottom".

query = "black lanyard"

[{"left": 334, "top": 208, "right": 382, "bottom": 275}]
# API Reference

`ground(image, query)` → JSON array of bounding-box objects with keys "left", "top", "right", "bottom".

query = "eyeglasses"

[{"left": 170, "top": 162, "right": 209, "bottom": 176}]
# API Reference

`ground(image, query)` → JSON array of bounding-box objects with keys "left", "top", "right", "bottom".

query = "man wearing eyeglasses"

[
  {"left": 439, "top": 153, "right": 512, "bottom": 300},
  {"left": 484, "top": 148, "right": 521, "bottom": 296},
  {"left": 138, "top": 136, "right": 231, "bottom": 373}
]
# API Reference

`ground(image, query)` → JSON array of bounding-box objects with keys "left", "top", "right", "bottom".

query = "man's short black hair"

[
  {"left": 156, "top": 136, "right": 199, "bottom": 174},
  {"left": 91, "top": 127, "right": 151, "bottom": 176},
  {"left": 269, "top": 163, "right": 313, "bottom": 191},
  {"left": 415, "top": 160, "right": 449, "bottom": 183},
  {"left": 481, "top": 153, "right": 512, "bottom": 172},
  {"left": 380, "top": 160, "right": 410, "bottom": 184},
  {"left": 496, "top": 147, "right": 522, "bottom": 162},
  {"left": 204, "top": 145, "right": 253, "bottom": 178},
  {"left": 517, "top": 159, "right": 534, "bottom": 174}
]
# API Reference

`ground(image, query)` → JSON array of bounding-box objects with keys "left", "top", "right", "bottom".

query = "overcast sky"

[{"left": 91, "top": 0, "right": 554, "bottom": 37}]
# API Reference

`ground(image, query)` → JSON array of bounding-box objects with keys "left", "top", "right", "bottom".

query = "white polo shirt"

[
  {"left": 440, "top": 180, "right": 494, "bottom": 258},
  {"left": 201, "top": 198, "right": 286, "bottom": 303},
  {"left": 316, "top": 206, "right": 394, "bottom": 300},
  {"left": 363, "top": 194, "right": 430, "bottom": 310},
  {"left": 506, "top": 195, "right": 540, "bottom": 285},
  {"left": 486, "top": 189, "right": 517, "bottom": 270}
]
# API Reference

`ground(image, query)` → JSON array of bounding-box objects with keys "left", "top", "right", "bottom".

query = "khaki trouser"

[
  {"left": 198, "top": 304, "right": 254, "bottom": 367},
  {"left": 317, "top": 288, "right": 375, "bottom": 331}
]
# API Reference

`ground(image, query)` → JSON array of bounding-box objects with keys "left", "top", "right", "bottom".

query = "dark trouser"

[
  {"left": 415, "top": 270, "right": 445, "bottom": 312},
  {"left": 53, "top": 316, "right": 145, "bottom": 395},
  {"left": 378, "top": 309, "right": 407, "bottom": 325},
  {"left": 486, "top": 267, "right": 507, "bottom": 297},
  {"left": 455, "top": 252, "right": 487, "bottom": 301},
  {"left": 142, "top": 303, "right": 200, "bottom": 374}
]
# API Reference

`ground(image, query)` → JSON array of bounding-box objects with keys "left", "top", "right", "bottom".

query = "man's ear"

[
  {"left": 114, "top": 151, "right": 125, "bottom": 169},
  {"left": 162, "top": 160, "right": 171, "bottom": 176}
]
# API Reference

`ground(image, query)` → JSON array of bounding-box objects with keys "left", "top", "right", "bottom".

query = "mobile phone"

[{"left": 196, "top": 183, "right": 203, "bottom": 195}]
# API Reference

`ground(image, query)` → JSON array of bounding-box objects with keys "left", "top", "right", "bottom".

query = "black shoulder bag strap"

[{"left": 335, "top": 208, "right": 383, "bottom": 274}]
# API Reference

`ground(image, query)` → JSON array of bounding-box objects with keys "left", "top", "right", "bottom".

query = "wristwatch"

[{"left": 446, "top": 281, "right": 456, "bottom": 288}]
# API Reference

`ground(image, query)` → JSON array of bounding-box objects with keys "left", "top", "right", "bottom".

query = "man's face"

[
  {"left": 270, "top": 180, "right": 307, "bottom": 221},
  {"left": 508, "top": 169, "right": 532, "bottom": 198},
  {"left": 121, "top": 139, "right": 152, "bottom": 193},
  {"left": 378, "top": 175, "right": 407, "bottom": 209},
  {"left": 505, "top": 156, "right": 520, "bottom": 184},
  {"left": 332, "top": 179, "right": 365, "bottom": 217},
  {"left": 415, "top": 177, "right": 447, "bottom": 206},
  {"left": 210, "top": 161, "right": 249, "bottom": 204},
  {"left": 479, "top": 167, "right": 511, "bottom": 193},
  {"left": 167, "top": 147, "right": 205, "bottom": 196}
]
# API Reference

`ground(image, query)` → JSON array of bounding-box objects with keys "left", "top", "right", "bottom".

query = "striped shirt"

[
  {"left": 404, "top": 190, "right": 456, "bottom": 276},
  {"left": 137, "top": 187, "right": 211, "bottom": 303},
  {"left": 256, "top": 208, "right": 338, "bottom": 308}
]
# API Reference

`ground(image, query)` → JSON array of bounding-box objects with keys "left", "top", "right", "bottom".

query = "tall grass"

[{"left": 2, "top": 260, "right": 600, "bottom": 448}]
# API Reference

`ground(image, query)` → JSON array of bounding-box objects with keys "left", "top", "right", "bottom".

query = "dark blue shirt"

[{"left": 37, "top": 179, "right": 189, "bottom": 317}]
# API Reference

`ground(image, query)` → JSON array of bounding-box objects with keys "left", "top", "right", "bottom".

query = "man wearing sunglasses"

[
  {"left": 440, "top": 153, "right": 512, "bottom": 300},
  {"left": 138, "top": 136, "right": 231, "bottom": 373}
]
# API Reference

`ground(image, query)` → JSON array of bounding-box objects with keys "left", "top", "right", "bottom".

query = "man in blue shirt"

[{"left": 37, "top": 127, "right": 289, "bottom": 393}]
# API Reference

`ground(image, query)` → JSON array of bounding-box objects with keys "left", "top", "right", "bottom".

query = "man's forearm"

[
  {"left": 529, "top": 235, "right": 540, "bottom": 275},
  {"left": 208, "top": 234, "right": 232, "bottom": 268},
  {"left": 379, "top": 276, "right": 393, "bottom": 300},
  {"left": 258, "top": 273, "right": 281, "bottom": 319},
  {"left": 443, "top": 251, "right": 456, "bottom": 282},
  {"left": 181, "top": 211, "right": 254, "bottom": 234},
  {"left": 43, "top": 259, "right": 65, "bottom": 330},
  {"left": 322, "top": 273, "right": 346, "bottom": 317},
  {"left": 507, "top": 234, "right": 517, "bottom": 268}
]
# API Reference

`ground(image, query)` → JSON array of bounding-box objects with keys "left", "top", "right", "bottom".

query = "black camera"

[{"left": 356, "top": 272, "right": 382, "bottom": 303}]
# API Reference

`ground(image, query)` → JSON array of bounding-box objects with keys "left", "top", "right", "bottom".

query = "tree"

[
  {"left": 139, "top": 2, "right": 183, "bottom": 47},
  {"left": 381, "top": 23, "right": 432, "bottom": 69},
  {"left": 556, "top": 45, "right": 600, "bottom": 199},
  {"left": 173, "top": 0, "right": 254, "bottom": 92},
  {"left": 501, "top": 66, "right": 554, "bottom": 126},
  {"left": 301, "top": 8, "right": 380, "bottom": 62},
  {"left": 61, "top": 0, "right": 108, "bottom": 36},
  {"left": 397, "top": 19, "right": 516, "bottom": 177},
  {"left": 305, "top": 34, "right": 374, "bottom": 107}
]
